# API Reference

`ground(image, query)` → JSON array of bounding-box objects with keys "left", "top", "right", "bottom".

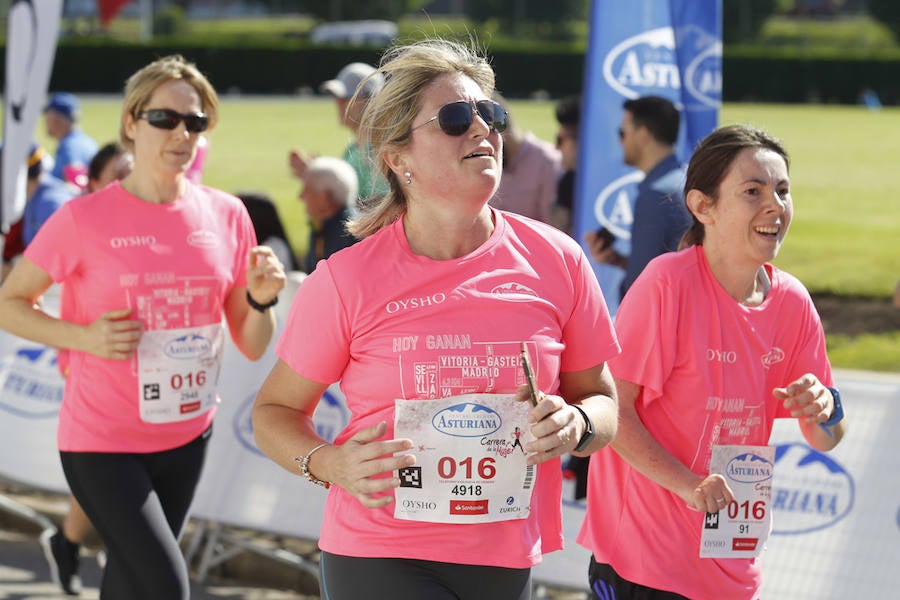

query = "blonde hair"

[
  {"left": 119, "top": 54, "right": 219, "bottom": 150},
  {"left": 347, "top": 38, "right": 496, "bottom": 238}
]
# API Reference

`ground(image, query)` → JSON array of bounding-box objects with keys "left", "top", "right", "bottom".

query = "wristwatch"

[
  {"left": 820, "top": 387, "right": 844, "bottom": 432},
  {"left": 571, "top": 404, "right": 596, "bottom": 453}
]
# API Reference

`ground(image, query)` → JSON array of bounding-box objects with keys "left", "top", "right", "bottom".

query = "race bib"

[
  {"left": 700, "top": 444, "right": 775, "bottom": 558},
  {"left": 137, "top": 323, "right": 224, "bottom": 423},
  {"left": 394, "top": 393, "right": 535, "bottom": 524}
]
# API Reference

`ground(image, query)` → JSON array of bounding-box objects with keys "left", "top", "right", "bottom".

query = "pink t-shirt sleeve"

[
  {"left": 559, "top": 248, "right": 620, "bottom": 372},
  {"left": 276, "top": 261, "right": 350, "bottom": 384}
]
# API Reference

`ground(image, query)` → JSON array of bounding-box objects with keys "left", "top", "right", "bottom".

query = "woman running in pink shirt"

[
  {"left": 252, "top": 38, "right": 621, "bottom": 599},
  {"left": 0, "top": 55, "right": 285, "bottom": 599},
  {"left": 578, "top": 125, "right": 847, "bottom": 600}
]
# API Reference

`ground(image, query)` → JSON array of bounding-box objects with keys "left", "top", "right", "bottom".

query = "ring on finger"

[{"left": 716, "top": 497, "right": 726, "bottom": 504}]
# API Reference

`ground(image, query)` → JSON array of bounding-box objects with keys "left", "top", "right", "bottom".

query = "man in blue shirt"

[
  {"left": 23, "top": 144, "right": 77, "bottom": 245},
  {"left": 43, "top": 92, "right": 98, "bottom": 184},
  {"left": 586, "top": 96, "right": 692, "bottom": 302}
]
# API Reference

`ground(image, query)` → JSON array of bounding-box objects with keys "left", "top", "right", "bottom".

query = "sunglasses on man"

[
  {"left": 412, "top": 100, "right": 508, "bottom": 137},
  {"left": 139, "top": 108, "right": 210, "bottom": 133}
]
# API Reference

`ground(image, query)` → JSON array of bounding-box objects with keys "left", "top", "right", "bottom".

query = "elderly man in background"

[{"left": 298, "top": 156, "right": 360, "bottom": 273}]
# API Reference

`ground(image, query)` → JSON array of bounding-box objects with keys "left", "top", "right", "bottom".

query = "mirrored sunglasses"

[
  {"left": 139, "top": 108, "right": 209, "bottom": 133},
  {"left": 413, "top": 100, "right": 508, "bottom": 136}
]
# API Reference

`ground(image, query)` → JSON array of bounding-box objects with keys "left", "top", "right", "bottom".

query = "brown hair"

[
  {"left": 119, "top": 54, "right": 219, "bottom": 150},
  {"left": 679, "top": 124, "right": 790, "bottom": 249},
  {"left": 347, "top": 38, "right": 496, "bottom": 238}
]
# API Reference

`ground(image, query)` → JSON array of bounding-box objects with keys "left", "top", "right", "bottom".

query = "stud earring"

[{"left": 404, "top": 171, "right": 412, "bottom": 185}]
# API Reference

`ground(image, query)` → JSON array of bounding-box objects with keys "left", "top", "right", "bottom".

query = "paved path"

[{"left": 0, "top": 527, "right": 311, "bottom": 600}]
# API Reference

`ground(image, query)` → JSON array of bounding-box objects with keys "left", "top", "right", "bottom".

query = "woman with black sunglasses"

[
  {"left": 252, "top": 38, "right": 620, "bottom": 599},
  {"left": 0, "top": 54, "right": 285, "bottom": 599}
]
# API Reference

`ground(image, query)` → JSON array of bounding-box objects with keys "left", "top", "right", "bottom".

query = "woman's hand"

[
  {"left": 82, "top": 308, "right": 143, "bottom": 359},
  {"left": 325, "top": 421, "right": 416, "bottom": 509},
  {"left": 246, "top": 246, "right": 287, "bottom": 306},
  {"left": 773, "top": 373, "right": 832, "bottom": 425},
  {"left": 685, "top": 473, "right": 734, "bottom": 513},
  {"left": 518, "top": 387, "right": 581, "bottom": 465}
]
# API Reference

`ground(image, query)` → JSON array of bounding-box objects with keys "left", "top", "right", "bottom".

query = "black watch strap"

[{"left": 572, "top": 404, "right": 596, "bottom": 452}]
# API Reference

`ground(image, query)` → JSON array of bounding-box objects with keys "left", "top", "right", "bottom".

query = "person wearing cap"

[
  {"left": 288, "top": 62, "right": 389, "bottom": 204},
  {"left": 43, "top": 92, "right": 99, "bottom": 184}
]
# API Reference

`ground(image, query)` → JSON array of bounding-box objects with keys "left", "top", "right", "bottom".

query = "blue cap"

[{"left": 44, "top": 92, "right": 80, "bottom": 121}]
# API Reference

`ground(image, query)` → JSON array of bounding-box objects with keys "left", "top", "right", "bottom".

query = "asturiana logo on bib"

[
  {"left": 164, "top": 334, "right": 213, "bottom": 359},
  {"left": 726, "top": 452, "right": 774, "bottom": 484},
  {"left": 432, "top": 403, "right": 502, "bottom": 438}
]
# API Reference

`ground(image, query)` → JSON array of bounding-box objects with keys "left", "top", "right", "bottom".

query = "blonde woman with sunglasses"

[
  {"left": 252, "top": 38, "right": 620, "bottom": 599},
  {"left": 0, "top": 55, "right": 285, "bottom": 599}
]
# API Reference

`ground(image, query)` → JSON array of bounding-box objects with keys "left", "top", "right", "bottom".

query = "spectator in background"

[
  {"left": 298, "top": 156, "right": 359, "bottom": 273},
  {"left": 489, "top": 92, "right": 561, "bottom": 223},
  {"left": 289, "top": 63, "right": 388, "bottom": 205},
  {"left": 585, "top": 95, "right": 691, "bottom": 304},
  {"left": 43, "top": 93, "right": 98, "bottom": 185},
  {"left": 87, "top": 142, "right": 134, "bottom": 193},
  {"left": 237, "top": 191, "right": 298, "bottom": 272},
  {"left": 550, "top": 95, "right": 580, "bottom": 235},
  {"left": 23, "top": 144, "right": 77, "bottom": 247}
]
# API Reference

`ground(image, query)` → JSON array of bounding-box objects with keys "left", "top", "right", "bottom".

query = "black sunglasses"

[
  {"left": 139, "top": 108, "right": 209, "bottom": 133},
  {"left": 412, "top": 100, "right": 508, "bottom": 136}
]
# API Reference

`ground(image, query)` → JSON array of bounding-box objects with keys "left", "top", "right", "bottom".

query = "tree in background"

[
  {"left": 723, "top": 0, "right": 778, "bottom": 43},
  {"left": 299, "top": 0, "right": 431, "bottom": 21},
  {"left": 865, "top": 0, "right": 900, "bottom": 42},
  {"left": 466, "top": 0, "right": 587, "bottom": 41}
]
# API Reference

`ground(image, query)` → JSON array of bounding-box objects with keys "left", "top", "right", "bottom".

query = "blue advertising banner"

[{"left": 575, "top": 0, "right": 721, "bottom": 314}]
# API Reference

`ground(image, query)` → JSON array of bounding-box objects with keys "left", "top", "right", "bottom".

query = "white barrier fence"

[{"left": 0, "top": 292, "right": 898, "bottom": 596}]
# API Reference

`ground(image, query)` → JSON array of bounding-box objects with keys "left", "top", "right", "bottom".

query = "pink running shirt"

[
  {"left": 25, "top": 181, "right": 255, "bottom": 453},
  {"left": 277, "top": 208, "right": 620, "bottom": 569},
  {"left": 578, "top": 246, "right": 833, "bottom": 600}
]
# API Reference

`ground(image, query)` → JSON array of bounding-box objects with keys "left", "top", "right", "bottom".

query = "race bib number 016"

[
  {"left": 700, "top": 444, "right": 775, "bottom": 558},
  {"left": 137, "top": 323, "right": 224, "bottom": 424},
  {"left": 394, "top": 394, "right": 535, "bottom": 524}
]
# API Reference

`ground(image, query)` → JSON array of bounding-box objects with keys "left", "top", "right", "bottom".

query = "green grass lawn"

[{"left": 19, "top": 97, "right": 900, "bottom": 370}]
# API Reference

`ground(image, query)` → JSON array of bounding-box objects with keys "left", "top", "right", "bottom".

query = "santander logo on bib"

[{"left": 432, "top": 403, "right": 502, "bottom": 438}]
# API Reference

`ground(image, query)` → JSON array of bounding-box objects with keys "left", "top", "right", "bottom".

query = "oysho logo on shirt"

[
  {"left": 187, "top": 230, "right": 219, "bottom": 248},
  {"left": 490, "top": 282, "right": 538, "bottom": 302},
  {"left": 385, "top": 293, "right": 446, "bottom": 314},
  {"left": 110, "top": 235, "right": 157, "bottom": 249}
]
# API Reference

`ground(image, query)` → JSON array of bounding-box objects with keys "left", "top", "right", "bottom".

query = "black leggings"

[
  {"left": 320, "top": 551, "right": 532, "bottom": 600},
  {"left": 60, "top": 426, "right": 211, "bottom": 600},
  {"left": 589, "top": 557, "right": 690, "bottom": 600}
]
